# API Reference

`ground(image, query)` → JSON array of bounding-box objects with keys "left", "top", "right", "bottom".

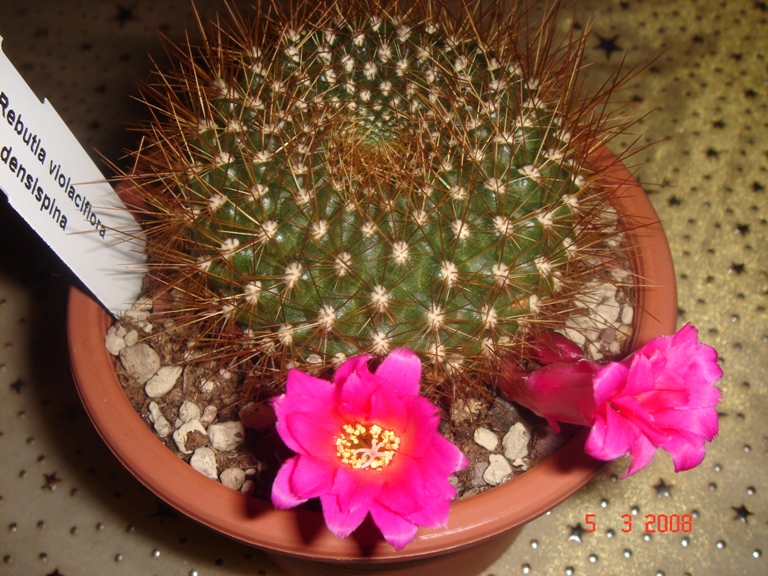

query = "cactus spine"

[{"left": 129, "top": 0, "right": 636, "bottom": 394}]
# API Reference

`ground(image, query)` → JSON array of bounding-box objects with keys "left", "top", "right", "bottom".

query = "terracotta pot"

[{"left": 67, "top": 148, "right": 676, "bottom": 575}]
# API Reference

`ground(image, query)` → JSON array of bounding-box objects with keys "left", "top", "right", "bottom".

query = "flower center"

[{"left": 335, "top": 423, "right": 401, "bottom": 470}]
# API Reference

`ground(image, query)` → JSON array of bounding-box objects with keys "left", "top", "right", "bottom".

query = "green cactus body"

[{"left": 137, "top": 2, "right": 626, "bottom": 385}]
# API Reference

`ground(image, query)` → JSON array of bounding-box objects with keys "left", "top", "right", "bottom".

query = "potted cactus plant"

[{"left": 67, "top": 1, "right": 719, "bottom": 574}]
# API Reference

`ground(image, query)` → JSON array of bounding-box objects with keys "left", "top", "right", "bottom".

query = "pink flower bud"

[{"left": 528, "top": 330, "right": 584, "bottom": 365}]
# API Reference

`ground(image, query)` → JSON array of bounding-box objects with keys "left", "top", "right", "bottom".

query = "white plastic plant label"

[{"left": 0, "top": 35, "right": 146, "bottom": 316}]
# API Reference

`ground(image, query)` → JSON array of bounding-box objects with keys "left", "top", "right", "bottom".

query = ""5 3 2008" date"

[{"left": 585, "top": 513, "right": 693, "bottom": 533}]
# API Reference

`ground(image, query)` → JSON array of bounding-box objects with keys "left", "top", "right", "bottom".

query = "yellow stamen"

[{"left": 335, "top": 423, "right": 401, "bottom": 470}]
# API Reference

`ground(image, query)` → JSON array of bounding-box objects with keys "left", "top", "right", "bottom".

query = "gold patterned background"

[{"left": 0, "top": 1, "right": 765, "bottom": 575}]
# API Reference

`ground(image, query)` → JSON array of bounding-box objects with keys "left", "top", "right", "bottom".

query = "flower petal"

[
  {"left": 377, "top": 460, "right": 427, "bottom": 516},
  {"left": 374, "top": 348, "right": 422, "bottom": 397},
  {"left": 368, "top": 381, "right": 409, "bottom": 431},
  {"left": 271, "top": 456, "right": 308, "bottom": 509},
  {"left": 398, "top": 396, "right": 441, "bottom": 458},
  {"left": 334, "top": 466, "right": 384, "bottom": 513},
  {"left": 405, "top": 494, "right": 451, "bottom": 530},
  {"left": 320, "top": 467, "right": 380, "bottom": 539},
  {"left": 659, "top": 431, "right": 708, "bottom": 472},
  {"left": 622, "top": 433, "right": 658, "bottom": 478},
  {"left": 529, "top": 330, "right": 584, "bottom": 365},
  {"left": 284, "top": 369, "right": 336, "bottom": 409},
  {"left": 585, "top": 405, "right": 640, "bottom": 462},
  {"left": 369, "top": 502, "right": 419, "bottom": 551},
  {"left": 320, "top": 493, "right": 370, "bottom": 539},
  {"left": 653, "top": 405, "right": 720, "bottom": 442},
  {"left": 333, "top": 354, "right": 372, "bottom": 388},
  {"left": 288, "top": 454, "right": 337, "bottom": 500},
  {"left": 339, "top": 370, "right": 374, "bottom": 417},
  {"left": 279, "top": 409, "right": 339, "bottom": 457},
  {"left": 593, "top": 361, "right": 631, "bottom": 407},
  {"left": 515, "top": 361, "right": 599, "bottom": 427}
]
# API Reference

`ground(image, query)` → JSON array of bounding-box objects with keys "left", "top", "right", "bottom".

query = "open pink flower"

[
  {"left": 501, "top": 324, "right": 722, "bottom": 477},
  {"left": 271, "top": 348, "right": 468, "bottom": 550},
  {"left": 586, "top": 324, "right": 722, "bottom": 477}
]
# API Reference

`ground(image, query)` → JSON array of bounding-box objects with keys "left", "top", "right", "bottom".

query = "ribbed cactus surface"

[{"left": 135, "top": 1, "right": 626, "bottom": 385}]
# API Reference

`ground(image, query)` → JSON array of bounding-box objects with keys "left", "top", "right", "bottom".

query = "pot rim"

[{"left": 67, "top": 147, "right": 676, "bottom": 562}]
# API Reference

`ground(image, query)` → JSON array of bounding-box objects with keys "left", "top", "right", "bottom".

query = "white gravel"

[
  {"left": 208, "top": 421, "right": 245, "bottom": 452},
  {"left": 503, "top": 422, "right": 531, "bottom": 470},
  {"left": 118, "top": 343, "right": 160, "bottom": 384},
  {"left": 473, "top": 427, "right": 499, "bottom": 451},
  {"left": 219, "top": 467, "right": 246, "bottom": 490},
  {"left": 172, "top": 419, "right": 207, "bottom": 455},
  {"left": 147, "top": 401, "right": 171, "bottom": 437},
  {"left": 145, "top": 365, "right": 183, "bottom": 398},
  {"left": 190, "top": 447, "right": 218, "bottom": 479},
  {"left": 483, "top": 454, "right": 513, "bottom": 486}
]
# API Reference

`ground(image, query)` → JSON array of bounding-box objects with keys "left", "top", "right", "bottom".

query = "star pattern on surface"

[
  {"left": 114, "top": 4, "right": 137, "bottom": 28},
  {"left": 594, "top": 34, "right": 623, "bottom": 60},
  {"left": 149, "top": 500, "right": 179, "bottom": 524},
  {"left": 653, "top": 479, "right": 674, "bottom": 498},
  {"left": 734, "top": 223, "right": 750, "bottom": 235},
  {"left": 42, "top": 471, "right": 62, "bottom": 491},
  {"left": 732, "top": 504, "right": 754, "bottom": 523},
  {"left": 729, "top": 262, "right": 745, "bottom": 275},
  {"left": 567, "top": 523, "right": 587, "bottom": 543}
]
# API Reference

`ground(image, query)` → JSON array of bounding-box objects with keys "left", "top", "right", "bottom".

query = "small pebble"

[
  {"left": 219, "top": 468, "right": 246, "bottom": 490},
  {"left": 179, "top": 401, "right": 201, "bottom": 424},
  {"left": 119, "top": 343, "right": 161, "bottom": 384},
  {"left": 199, "top": 379, "right": 216, "bottom": 394},
  {"left": 502, "top": 422, "right": 531, "bottom": 462},
  {"left": 133, "top": 297, "right": 153, "bottom": 311},
  {"left": 145, "top": 366, "right": 183, "bottom": 398},
  {"left": 596, "top": 302, "right": 619, "bottom": 323},
  {"left": 483, "top": 454, "right": 512, "bottom": 486},
  {"left": 190, "top": 447, "right": 218, "bottom": 479},
  {"left": 104, "top": 333, "right": 126, "bottom": 356},
  {"left": 147, "top": 402, "right": 171, "bottom": 438},
  {"left": 108, "top": 324, "right": 127, "bottom": 338},
  {"left": 200, "top": 405, "right": 218, "bottom": 427},
  {"left": 621, "top": 305, "right": 634, "bottom": 326},
  {"left": 123, "top": 330, "right": 140, "bottom": 347},
  {"left": 124, "top": 308, "right": 151, "bottom": 324},
  {"left": 473, "top": 427, "right": 499, "bottom": 451},
  {"left": 208, "top": 421, "right": 245, "bottom": 452},
  {"left": 173, "top": 419, "right": 208, "bottom": 454},
  {"left": 471, "top": 461, "right": 490, "bottom": 487}
]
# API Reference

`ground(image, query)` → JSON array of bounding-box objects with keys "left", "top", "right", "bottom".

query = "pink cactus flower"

[
  {"left": 586, "top": 324, "right": 723, "bottom": 477},
  {"left": 271, "top": 348, "right": 469, "bottom": 550},
  {"left": 501, "top": 324, "right": 722, "bottom": 477}
]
